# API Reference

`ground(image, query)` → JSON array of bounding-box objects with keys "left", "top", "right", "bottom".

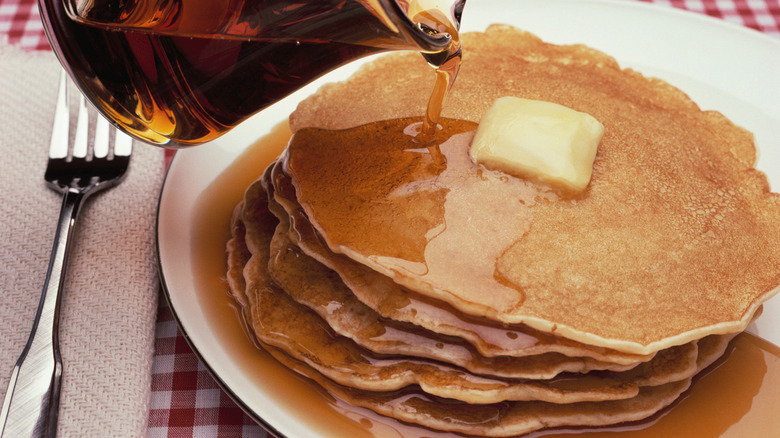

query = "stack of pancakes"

[{"left": 225, "top": 25, "right": 780, "bottom": 436}]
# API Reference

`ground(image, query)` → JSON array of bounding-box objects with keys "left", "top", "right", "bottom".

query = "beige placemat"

[{"left": 0, "top": 42, "right": 165, "bottom": 436}]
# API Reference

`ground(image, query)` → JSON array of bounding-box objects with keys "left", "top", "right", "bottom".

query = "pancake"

[
  {"left": 266, "top": 206, "right": 662, "bottom": 381},
  {"left": 230, "top": 180, "right": 731, "bottom": 407},
  {"left": 268, "top": 216, "right": 660, "bottom": 377},
  {"left": 235, "top": 201, "right": 645, "bottom": 403},
  {"left": 226, "top": 202, "right": 250, "bottom": 310},
  {"left": 267, "top": 160, "right": 652, "bottom": 365},
  {"left": 254, "top": 334, "right": 731, "bottom": 438},
  {"left": 258, "top": 167, "right": 727, "bottom": 388},
  {"left": 283, "top": 24, "right": 780, "bottom": 354},
  {"left": 226, "top": 169, "right": 280, "bottom": 329},
  {"left": 223, "top": 24, "right": 774, "bottom": 436},
  {"left": 225, "top": 212, "right": 736, "bottom": 431}
]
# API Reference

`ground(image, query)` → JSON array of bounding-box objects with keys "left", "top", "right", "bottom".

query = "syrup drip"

[
  {"left": 413, "top": 2, "right": 463, "bottom": 140},
  {"left": 421, "top": 41, "right": 461, "bottom": 140}
]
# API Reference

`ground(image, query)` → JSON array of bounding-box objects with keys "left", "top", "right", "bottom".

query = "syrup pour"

[
  {"left": 187, "top": 124, "right": 780, "bottom": 437},
  {"left": 45, "top": 0, "right": 464, "bottom": 145},
  {"left": 417, "top": 6, "right": 463, "bottom": 140}
]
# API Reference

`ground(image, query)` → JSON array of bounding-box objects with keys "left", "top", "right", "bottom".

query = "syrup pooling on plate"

[{"left": 285, "top": 118, "right": 559, "bottom": 316}]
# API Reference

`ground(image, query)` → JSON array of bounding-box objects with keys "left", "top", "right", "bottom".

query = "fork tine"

[
  {"left": 49, "top": 72, "right": 69, "bottom": 159},
  {"left": 113, "top": 129, "right": 133, "bottom": 158},
  {"left": 72, "top": 92, "right": 89, "bottom": 159},
  {"left": 93, "top": 113, "right": 110, "bottom": 159}
]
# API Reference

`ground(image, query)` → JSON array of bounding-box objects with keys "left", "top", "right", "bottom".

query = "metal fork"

[{"left": 0, "top": 72, "right": 132, "bottom": 438}]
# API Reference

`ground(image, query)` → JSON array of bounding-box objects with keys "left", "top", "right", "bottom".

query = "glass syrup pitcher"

[{"left": 38, "top": 0, "right": 465, "bottom": 147}]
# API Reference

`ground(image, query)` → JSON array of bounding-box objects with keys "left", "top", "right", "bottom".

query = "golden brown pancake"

[
  {"left": 226, "top": 169, "right": 281, "bottom": 329},
  {"left": 255, "top": 337, "right": 730, "bottom": 438},
  {"left": 238, "top": 205, "right": 645, "bottom": 403},
  {"left": 229, "top": 181, "right": 729, "bottom": 407},
  {"left": 225, "top": 202, "right": 250, "bottom": 310},
  {"left": 267, "top": 345, "right": 688, "bottom": 437},
  {"left": 267, "top": 160, "right": 652, "bottom": 365},
  {"left": 266, "top": 206, "right": 664, "bottom": 382},
  {"left": 283, "top": 25, "right": 780, "bottom": 354},
  {"left": 224, "top": 24, "right": 772, "bottom": 436},
  {"left": 227, "top": 215, "right": 737, "bottom": 433}
]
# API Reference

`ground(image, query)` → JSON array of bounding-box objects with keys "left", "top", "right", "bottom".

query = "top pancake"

[{"left": 284, "top": 24, "right": 780, "bottom": 354}]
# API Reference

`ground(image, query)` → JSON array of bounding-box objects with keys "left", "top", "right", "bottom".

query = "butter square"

[{"left": 470, "top": 97, "right": 604, "bottom": 193}]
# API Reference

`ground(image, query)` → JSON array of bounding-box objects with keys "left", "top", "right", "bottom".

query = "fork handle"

[{"left": 0, "top": 189, "right": 87, "bottom": 438}]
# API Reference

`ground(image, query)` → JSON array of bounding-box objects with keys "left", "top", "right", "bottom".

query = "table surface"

[{"left": 2, "top": 0, "right": 779, "bottom": 437}]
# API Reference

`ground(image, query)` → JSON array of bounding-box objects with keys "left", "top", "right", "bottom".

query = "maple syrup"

[
  {"left": 187, "top": 122, "right": 780, "bottom": 437},
  {"left": 39, "top": 0, "right": 464, "bottom": 146},
  {"left": 284, "top": 119, "right": 547, "bottom": 315}
]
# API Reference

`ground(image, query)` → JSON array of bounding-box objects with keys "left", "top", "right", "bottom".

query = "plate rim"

[{"left": 154, "top": 173, "right": 286, "bottom": 437}]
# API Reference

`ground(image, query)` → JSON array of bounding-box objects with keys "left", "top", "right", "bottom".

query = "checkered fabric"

[
  {"left": 0, "top": 0, "right": 48, "bottom": 50},
  {"left": 639, "top": 0, "right": 780, "bottom": 35},
  {"left": 2, "top": 0, "right": 779, "bottom": 52},
  {"left": 148, "top": 305, "right": 268, "bottom": 437},
  {"left": 1, "top": 0, "right": 778, "bottom": 436}
]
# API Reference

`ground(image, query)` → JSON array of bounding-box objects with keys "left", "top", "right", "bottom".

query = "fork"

[{"left": 0, "top": 72, "right": 132, "bottom": 438}]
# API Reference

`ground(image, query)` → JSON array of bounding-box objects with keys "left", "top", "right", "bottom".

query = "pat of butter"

[{"left": 470, "top": 97, "right": 604, "bottom": 193}]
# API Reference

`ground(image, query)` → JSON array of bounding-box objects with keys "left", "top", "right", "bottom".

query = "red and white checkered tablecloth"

[
  {"left": 0, "top": 0, "right": 47, "bottom": 50},
  {"left": 148, "top": 305, "right": 267, "bottom": 437},
  {"left": 2, "top": 0, "right": 778, "bottom": 51},
  {"left": 2, "top": 1, "right": 779, "bottom": 437}
]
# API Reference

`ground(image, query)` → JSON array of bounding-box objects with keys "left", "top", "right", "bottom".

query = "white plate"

[{"left": 157, "top": 1, "right": 780, "bottom": 436}]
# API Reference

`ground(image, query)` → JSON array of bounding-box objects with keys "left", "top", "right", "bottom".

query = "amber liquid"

[
  {"left": 40, "top": 0, "right": 463, "bottom": 146},
  {"left": 40, "top": 0, "right": 383, "bottom": 146},
  {"left": 188, "top": 124, "right": 780, "bottom": 438}
]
